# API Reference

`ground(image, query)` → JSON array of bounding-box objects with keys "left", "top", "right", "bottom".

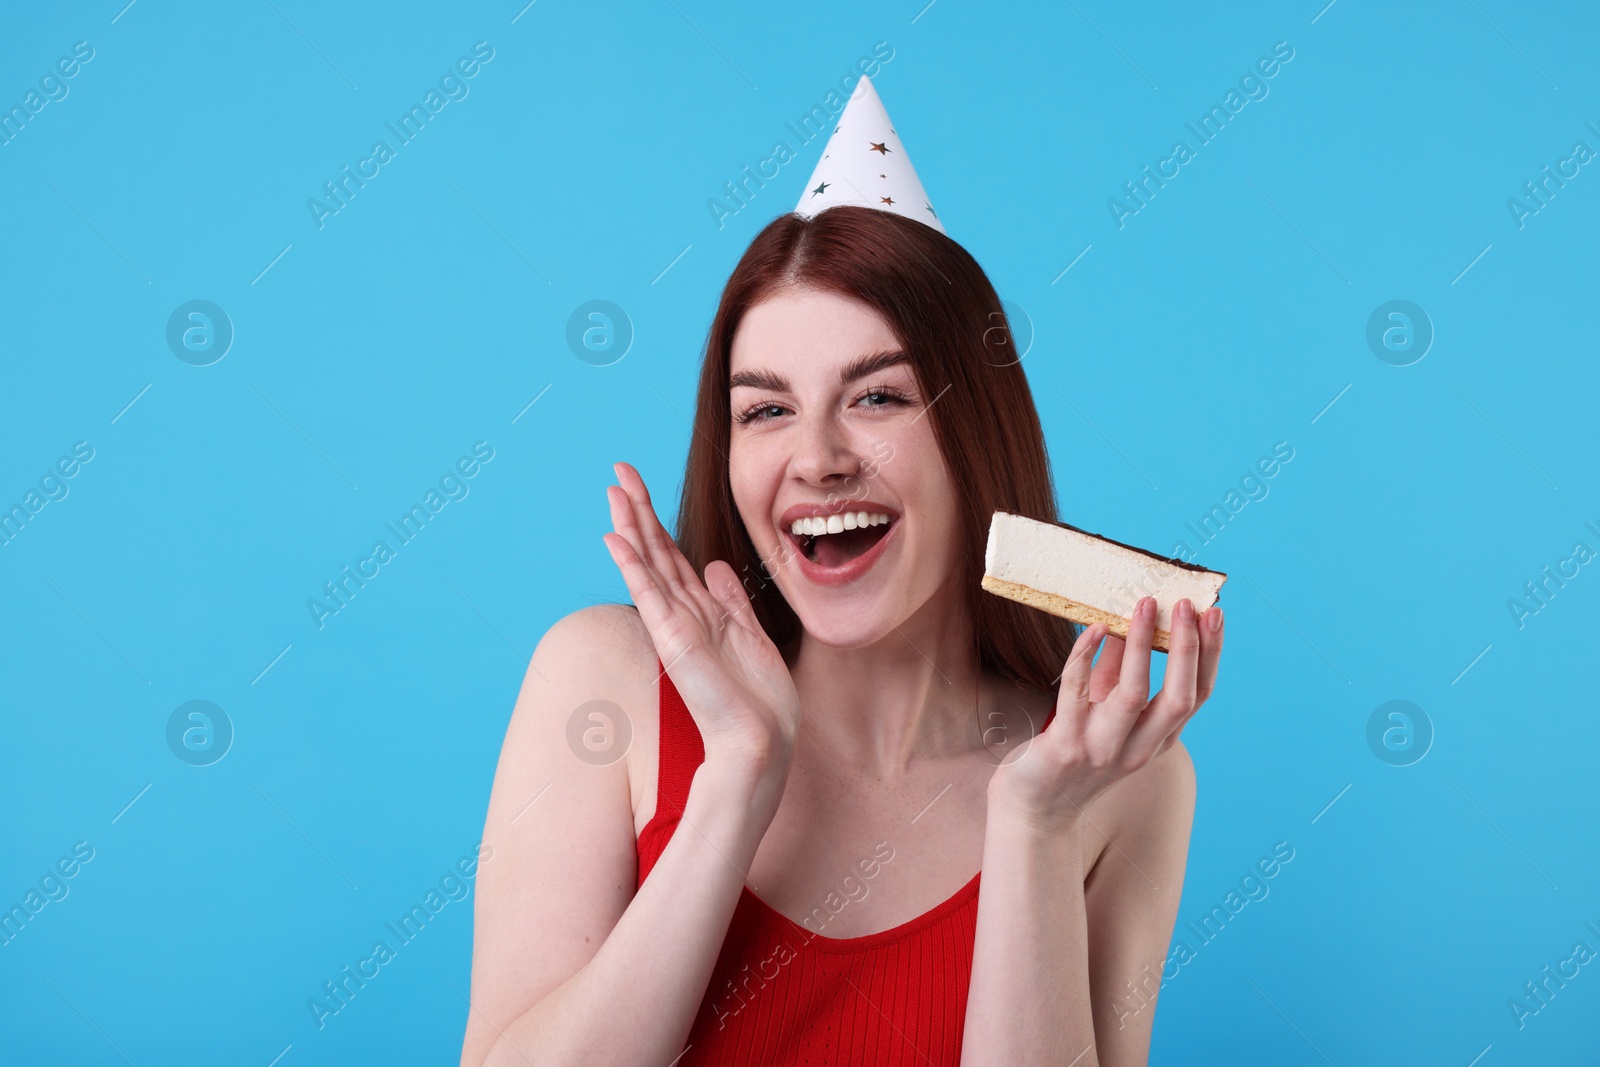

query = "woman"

[{"left": 460, "top": 205, "right": 1224, "bottom": 1066}]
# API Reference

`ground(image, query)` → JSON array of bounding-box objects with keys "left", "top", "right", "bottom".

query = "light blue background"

[{"left": 2, "top": 1, "right": 1597, "bottom": 1063}]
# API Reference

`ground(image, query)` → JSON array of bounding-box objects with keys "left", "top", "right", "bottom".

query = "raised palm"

[{"left": 602, "top": 462, "right": 800, "bottom": 770}]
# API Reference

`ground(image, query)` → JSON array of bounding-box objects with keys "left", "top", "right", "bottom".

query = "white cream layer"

[{"left": 984, "top": 511, "right": 1225, "bottom": 632}]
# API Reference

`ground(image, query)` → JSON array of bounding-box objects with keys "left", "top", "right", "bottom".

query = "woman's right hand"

[{"left": 602, "top": 461, "right": 800, "bottom": 781}]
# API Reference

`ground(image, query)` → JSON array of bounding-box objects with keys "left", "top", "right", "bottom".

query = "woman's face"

[{"left": 728, "top": 286, "right": 965, "bottom": 648}]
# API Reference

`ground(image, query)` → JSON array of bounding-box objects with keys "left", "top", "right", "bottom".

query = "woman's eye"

[
  {"left": 737, "top": 390, "right": 904, "bottom": 424},
  {"left": 738, "top": 403, "right": 787, "bottom": 424},
  {"left": 858, "top": 391, "right": 902, "bottom": 409}
]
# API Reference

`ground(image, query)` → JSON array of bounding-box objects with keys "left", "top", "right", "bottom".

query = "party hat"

[{"left": 793, "top": 75, "right": 945, "bottom": 235}]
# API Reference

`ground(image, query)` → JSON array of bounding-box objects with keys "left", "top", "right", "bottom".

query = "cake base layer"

[{"left": 981, "top": 574, "right": 1174, "bottom": 653}]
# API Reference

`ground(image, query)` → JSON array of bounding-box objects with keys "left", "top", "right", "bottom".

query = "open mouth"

[{"left": 786, "top": 510, "right": 896, "bottom": 570}]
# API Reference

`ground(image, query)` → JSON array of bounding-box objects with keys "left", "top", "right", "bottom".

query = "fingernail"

[
  {"left": 1141, "top": 597, "right": 1155, "bottom": 620},
  {"left": 1209, "top": 609, "right": 1222, "bottom": 633}
]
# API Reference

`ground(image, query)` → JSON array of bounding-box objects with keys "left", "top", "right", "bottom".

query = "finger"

[
  {"left": 606, "top": 484, "right": 665, "bottom": 588},
  {"left": 607, "top": 475, "right": 715, "bottom": 625},
  {"left": 614, "top": 462, "right": 702, "bottom": 595},
  {"left": 1054, "top": 623, "right": 1106, "bottom": 732},
  {"left": 602, "top": 531, "right": 675, "bottom": 636},
  {"left": 1194, "top": 606, "right": 1224, "bottom": 707},
  {"left": 1125, "top": 599, "right": 1200, "bottom": 763},
  {"left": 606, "top": 481, "right": 718, "bottom": 628},
  {"left": 705, "top": 559, "right": 762, "bottom": 636},
  {"left": 606, "top": 479, "right": 655, "bottom": 576},
  {"left": 609, "top": 482, "right": 685, "bottom": 592},
  {"left": 1080, "top": 596, "right": 1160, "bottom": 759},
  {"left": 1157, "top": 606, "right": 1224, "bottom": 752},
  {"left": 1089, "top": 631, "right": 1125, "bottom": 704},
  {"left": 1115, "top": 597, "right": 1156, "bottom": 701},
  {"left": 615, "top": 463, "right": 737, "bottom": 628},
  {"left": 1155, "top": 679, "right": 1209, "bottom": 757}
]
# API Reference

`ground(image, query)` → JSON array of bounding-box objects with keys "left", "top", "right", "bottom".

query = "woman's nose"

[{"left": 791, "top": 414, "right": 862, "bottom": 486}]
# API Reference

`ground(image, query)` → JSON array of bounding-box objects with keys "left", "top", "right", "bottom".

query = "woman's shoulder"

[
  {"left": 536, "top": 601, "right": 651, "bottom": 655},
  {"left": 1083, "top": 739, "right": 1197, "bottom": 879},
  {"left": 527, "top": 602, "right": 659, "bottom": 713},
  {"left": 526, "top": 603, "right": 662, "bottom": 834},
  {"left": 525, "top": 603, "right": 657, "bottom": 691}
]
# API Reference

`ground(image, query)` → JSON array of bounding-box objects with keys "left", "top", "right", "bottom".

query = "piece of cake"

[{"left": 981, "top": 511, "right": 1227, "bottom": 652}]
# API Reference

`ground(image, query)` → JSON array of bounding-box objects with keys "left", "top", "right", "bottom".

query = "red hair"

[{"left": 675, "top": 205, "right": 1079, "bottom": 690}]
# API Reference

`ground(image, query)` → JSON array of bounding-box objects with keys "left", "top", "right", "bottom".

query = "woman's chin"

[
  {"left": 792, "top": 616, "right": 899, "bottom": 650},
  {"left": 784, "top": 585, "right": 915, "bottom": 651}
]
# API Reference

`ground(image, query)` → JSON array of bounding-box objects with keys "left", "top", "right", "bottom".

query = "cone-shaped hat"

[{"left": 793, "top": 75, "right": 944, "bottom": 235}]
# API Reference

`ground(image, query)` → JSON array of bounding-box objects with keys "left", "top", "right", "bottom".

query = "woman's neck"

[{"left": 783, "top": 586, "right": 999, "bottom": 781}]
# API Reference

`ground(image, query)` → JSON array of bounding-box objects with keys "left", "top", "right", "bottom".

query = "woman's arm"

[
  {"left": 462, "top": 463, "right": 800, "bottom": 1066},
  {"left": 1083, "top": 744, "right": 1194, "bottom": 1063},
  {"left": 962, "top": 743, "right": 1194, "bottom": 1066},
  {"left": 963, "top": 792, "right": 1095, "bottom": 1064},
  {"left": 459, "top": 606, "right": 786, "bottom": 1067},
  {"left": 963, "top": 597, "right": 1221, "bottom": 1066}
]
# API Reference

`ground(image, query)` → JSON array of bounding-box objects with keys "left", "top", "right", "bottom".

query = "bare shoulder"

[
  {"left": 530, "top": 601, "right": 654, "bottom": 680},
  {"left": 1112, "top": 739, "right": 1196, "bottom": 819},
  {"left": 489, "top": 599, "right": 658, "bottom": 838},
  {"left": 518, "top": 603, "right": 658, "bottom": 734},
  {"left": 461, "top": 604, "right": 658, "bottom": 1067},
  {"left": 526, "top": 602, "right": 660, "bottom": 819},
  {"left": 1084, "top": 740, "right": 1197, "bottom": 880}
]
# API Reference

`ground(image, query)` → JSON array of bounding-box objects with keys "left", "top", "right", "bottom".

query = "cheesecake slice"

[{"left": 982, "top": 511, "right": 1227, "bottom": 652}]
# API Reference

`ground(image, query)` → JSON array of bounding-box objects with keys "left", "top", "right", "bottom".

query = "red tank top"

[{"left": 636, "top": 661, "right": 1042, "bottom": 1065}]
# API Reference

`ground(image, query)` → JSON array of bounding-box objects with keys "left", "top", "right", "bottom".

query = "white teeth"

[{"left": 788, "top": 512, "right": 892, "bottom": 537}]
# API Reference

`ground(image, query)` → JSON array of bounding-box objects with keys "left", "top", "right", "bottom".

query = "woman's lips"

[{"left": 783, "top": 515, "right": 899, "bottom": 587}]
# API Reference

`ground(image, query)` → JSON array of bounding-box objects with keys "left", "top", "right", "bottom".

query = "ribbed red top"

[{"left": 636, "top": 661, "right": 1018, "bottom": 1066}]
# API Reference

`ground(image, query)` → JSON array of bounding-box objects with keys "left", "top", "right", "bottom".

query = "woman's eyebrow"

[
  {"left": 838, "top": 349, "right": 910, "bottom": 385},
  {"left": 728, "top": 368, "right": 789, "bottom": 392},
  {"left": 728, "top": 350, "right": 910, "bottom": 392}
]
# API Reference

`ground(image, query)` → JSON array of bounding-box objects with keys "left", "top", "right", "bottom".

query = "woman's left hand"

[{"left": 987, "top": 596, "right": 1224, "bottom": 827}]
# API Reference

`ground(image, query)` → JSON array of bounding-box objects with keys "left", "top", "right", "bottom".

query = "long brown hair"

[{"left": 675, "top": 205, "right": 1079, "bottom": 691}]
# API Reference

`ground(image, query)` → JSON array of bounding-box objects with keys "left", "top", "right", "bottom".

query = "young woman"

[{"left": 460, "top": 205, "right": 1225, "bottom": 1067}]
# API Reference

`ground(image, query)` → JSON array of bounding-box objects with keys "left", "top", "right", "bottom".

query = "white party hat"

[{"left": 793, "top": 75, "right": 945, "bottom": 235}]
